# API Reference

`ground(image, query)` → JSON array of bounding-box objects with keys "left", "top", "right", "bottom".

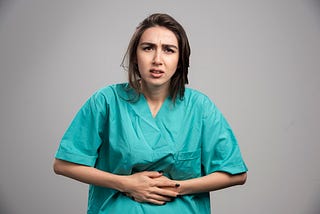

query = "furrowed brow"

[
  {"left": 139, "top": 42, "right": 156, "bottom": 47},
  {"left": 163, "top": 44, "right": 178, "bottom": 50},
  {"left": 139, "top": 42, "right": 178, "bottom": 50}
]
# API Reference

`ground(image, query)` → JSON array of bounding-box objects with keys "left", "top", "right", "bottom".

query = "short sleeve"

[
  {"left": 55, "top": 91, "right": 108, "bottom": 167},
  {"left": 201, "top": 97, "right": 247, "bottom": 175}
]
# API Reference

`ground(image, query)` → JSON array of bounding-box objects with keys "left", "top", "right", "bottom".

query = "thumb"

[{"left": 144, "top": 171, "right": 163, "bottom": 178}]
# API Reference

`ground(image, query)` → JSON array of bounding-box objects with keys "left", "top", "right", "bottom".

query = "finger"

[
  {"left": 144, "top": 171, "right": 163, "bottom": 178},
  {"left": 159, "top": 186, "right": 179, "bottom": 192},
  {"left": 153, "top": 187, "right": 179, "bottom": 198},
  {"left": 147, "top": 198, "right": 168, "bottom": 205},
  {"left": 130, "top": 193, "right": 169, "bottom": 205},
  {"left": 149, "top": 193, "right": 174, "bottom": 202},
  {"left": 155, "top": 179, "right": 180, "bottom": 188}
]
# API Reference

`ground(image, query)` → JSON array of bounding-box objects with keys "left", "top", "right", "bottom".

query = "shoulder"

[
  {"left": 91, "top": 83, "right": 133, "bottom": 102},
  {"left": 184, "top": 87, "right": 215, "bottom": 107},
  {"left": 182, "top": 88, "right": 219, "bottom": 118}
]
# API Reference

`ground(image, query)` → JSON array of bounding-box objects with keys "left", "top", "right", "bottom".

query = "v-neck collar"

[
  {"left": 141, "top": 94, "right": 170, "bottom": 119},
  {"left": 127, "top": 93, "right": 171, "bottom": 131},
  {"left": 117, "top": 83, "right": 172, "bottom": 129}
]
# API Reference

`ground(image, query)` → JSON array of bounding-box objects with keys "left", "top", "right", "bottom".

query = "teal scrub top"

[{"left": 55, "top": 83, "right": 247, "bottom": 214}]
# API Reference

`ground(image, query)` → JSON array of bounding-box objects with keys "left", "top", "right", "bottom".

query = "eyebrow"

[{"left": 139, "top": 42, "right": 178, "bottom": 50}]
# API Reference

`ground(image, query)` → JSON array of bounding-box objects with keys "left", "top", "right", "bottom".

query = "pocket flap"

[{"left": 175, "top": 149, "right": 201, "bottom": 160}]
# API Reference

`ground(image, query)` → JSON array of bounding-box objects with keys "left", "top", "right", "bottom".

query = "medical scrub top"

[{"left": 55, "top": 83, "right": 247, "bottom": 214}]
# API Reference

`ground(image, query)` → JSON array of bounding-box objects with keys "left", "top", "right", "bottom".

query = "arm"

[
  {"left": 53, "top": 159, "right": 179, "bottom": 205},
  {"left": 175, "top": 171, "right": 247, "bottom": 195},
  {"left": 183, "top": 97, "right": 247, "bottom": 195}
]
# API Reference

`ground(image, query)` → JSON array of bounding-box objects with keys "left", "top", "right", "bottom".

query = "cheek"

[
  {"left": 171, "top": 58, "right": 179, "bottom": 69},
  {"left": 137, "top": 53, "right": 150, "bottom": 66},
  {"left": 136, "top": 57, "right": 145, "bottom": 70}
]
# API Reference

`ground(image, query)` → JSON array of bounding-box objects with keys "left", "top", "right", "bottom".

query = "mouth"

[
  {"left": 150, "top": 69, "right": 164, "bottom": 74},
  {"left": 149, "top": 69, "right": 164, "bottom": 78}
]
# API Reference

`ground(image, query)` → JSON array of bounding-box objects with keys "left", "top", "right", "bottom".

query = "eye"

[
  {"left": 165, "top": 48, "right": 174, "bottom": 53},
  {"left": 142, "top": 46, "right": 153, "bottom": 51},
  {"left": 163, "top": 46, "right": 176, "bottom": 54}
]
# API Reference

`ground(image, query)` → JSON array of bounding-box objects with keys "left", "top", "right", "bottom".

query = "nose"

[{"left": 152, "top": 50, "right": 163, "bottom": 65}]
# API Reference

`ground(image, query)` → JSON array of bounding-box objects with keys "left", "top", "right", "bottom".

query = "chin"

[{"left": 143, "top": 79, "right": 170, "bottom": 88}]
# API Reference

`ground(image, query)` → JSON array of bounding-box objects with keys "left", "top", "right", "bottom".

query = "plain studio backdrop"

[{"left": 0, "top": 0, "right": 320, "bottom": 213}]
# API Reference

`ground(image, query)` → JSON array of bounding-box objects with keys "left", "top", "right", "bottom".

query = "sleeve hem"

[
  {"left": 55, "top": 151, "right": 97, "bottom": 167},
  {"left": 209, "top": 163, "right": 248, "bottom": 175}
]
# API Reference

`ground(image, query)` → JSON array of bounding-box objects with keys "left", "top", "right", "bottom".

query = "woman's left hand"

[{"left": 121, "top": 171, "right": 180, "bottom": 205}]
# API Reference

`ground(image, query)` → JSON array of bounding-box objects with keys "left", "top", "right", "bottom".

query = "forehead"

[{"left": 139, "top": 26, "right": 178, "bottom": 45}]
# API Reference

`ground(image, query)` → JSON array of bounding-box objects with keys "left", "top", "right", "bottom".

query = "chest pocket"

[{"left": 171, "top": 149, "right": 201, "bottom": 180}]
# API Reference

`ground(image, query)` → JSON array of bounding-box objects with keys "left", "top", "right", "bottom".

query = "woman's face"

[{"left": 136, "top": 26, "right": 179, "bottom": 91}]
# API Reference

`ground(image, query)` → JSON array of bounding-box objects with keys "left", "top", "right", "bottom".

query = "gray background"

[{"left": 1, "top": 0, "right": 319, "bottom": 213}]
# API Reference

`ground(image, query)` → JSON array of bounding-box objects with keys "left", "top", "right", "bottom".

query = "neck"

[
  {"left": 141, "top": 82, "right": 170, "bottom": 117},
  {"left": 141, "top": 82, "right": 169, "bottom": 103}
]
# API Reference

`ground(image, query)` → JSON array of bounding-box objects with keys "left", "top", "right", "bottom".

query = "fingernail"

[{"left": 175, "top": 183, "right": 180, "bottom": 187}]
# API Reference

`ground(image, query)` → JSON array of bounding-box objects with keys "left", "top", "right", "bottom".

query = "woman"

[{"left": 53, "top": 13, "right": 247, "bottom": 214}]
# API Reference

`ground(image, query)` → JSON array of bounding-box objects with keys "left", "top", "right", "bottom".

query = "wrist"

[
  {"left": 113, "top": 175, "right": 130, "bottom": 193},
  {"left": 175, "top": 180, "right": 186, "bottom": 195}
]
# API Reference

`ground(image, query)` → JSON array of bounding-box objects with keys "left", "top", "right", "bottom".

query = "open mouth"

[
  {"left": 150, "top": 69, "right": 164, "bottom": 74},
  {"left": 150, "top": 69, "right": 164, "bottom": 78}
]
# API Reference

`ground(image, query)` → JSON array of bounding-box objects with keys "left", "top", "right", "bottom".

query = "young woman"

[{"left": 53, "top": 13, "right": 247, "bottom": 214}]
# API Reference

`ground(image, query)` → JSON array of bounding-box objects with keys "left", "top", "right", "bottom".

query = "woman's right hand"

[
  {"left": 53, "top": 160, "right": 179, "bottom": 205},
  {"left": 121, "top": 171, "right": 180, "bottom": 205}
]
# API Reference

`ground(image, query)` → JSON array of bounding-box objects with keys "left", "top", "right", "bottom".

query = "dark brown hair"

[{"left": 121, "top": 13, "right": 191, "bottom": 102}]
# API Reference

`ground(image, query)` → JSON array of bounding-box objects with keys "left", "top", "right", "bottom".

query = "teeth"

[{"left": 151, "top": 70, "right": 162, "bottom": 74}]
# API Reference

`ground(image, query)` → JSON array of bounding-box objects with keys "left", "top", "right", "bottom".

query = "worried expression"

[{"left": 136, "top": 26, "right": 179, "bottom": 90}]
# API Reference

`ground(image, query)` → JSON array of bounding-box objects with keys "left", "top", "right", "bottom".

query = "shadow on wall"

[
  {"left": 0, "top": 0, "right": 10, "bottom": 10},
  {"left": 312, "top": 0, "right": 320, "bottom": 14},
  {"left": 312, "top": 192, "right": 320, "bottom": 214},
  {"left": 0, "top": 0, "right": 12, "bottom": 21},
  {"left": 0, "top": 189, "right": 15, "bottom": 214},
  {"left": 313, "top": 202, "right": 320, "bottom": 214}
]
